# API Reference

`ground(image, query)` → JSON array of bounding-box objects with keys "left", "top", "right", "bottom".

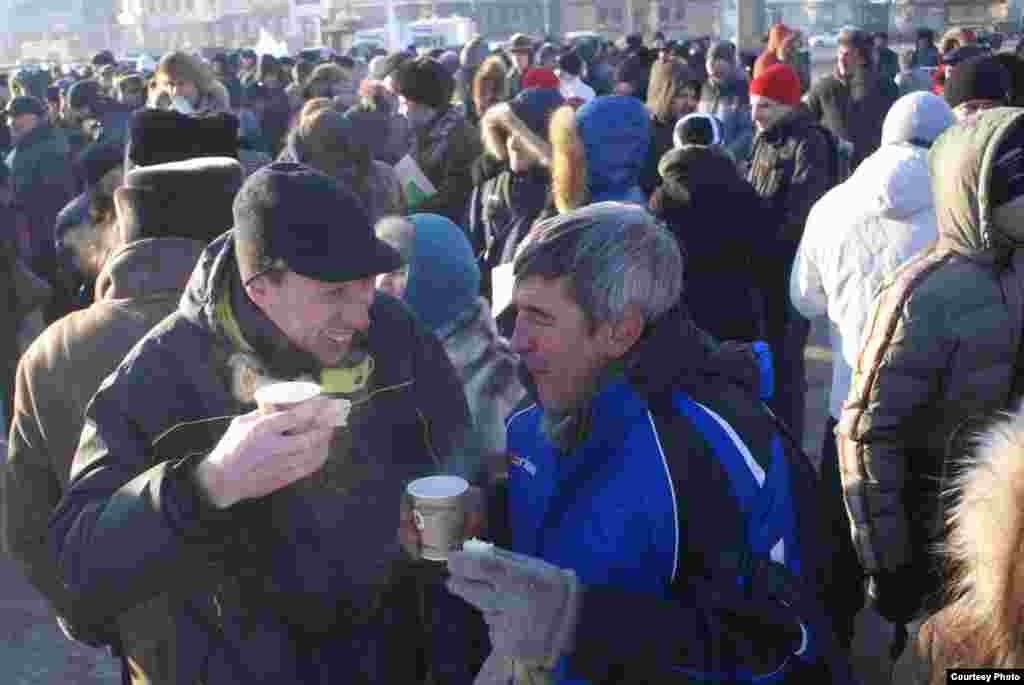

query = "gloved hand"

[
  {"left": 868, "top": 566, "right": 925, "bottom": 625},
  {"left": 447, "top": 546, "right": 582, "bottom": 667}
]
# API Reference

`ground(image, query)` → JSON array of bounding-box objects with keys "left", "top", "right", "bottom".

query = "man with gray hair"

[{"left": 440, "top": 202, "right": 853, "bottom": 683}]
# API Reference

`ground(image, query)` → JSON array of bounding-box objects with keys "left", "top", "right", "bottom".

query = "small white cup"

[
  {"left": 253, "top": 381, "right": 322, "bottom": 414},
  {"left": 406, "top": 475, "right": 469, "bottom": 561}
]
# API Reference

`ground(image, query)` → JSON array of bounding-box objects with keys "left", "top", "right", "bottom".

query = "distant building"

[
  {"left": 5, "top": 0, "right": 119, "bottom": 62},
  {"left": 343, "top": 0, "right": 551, "bottom": 44}
]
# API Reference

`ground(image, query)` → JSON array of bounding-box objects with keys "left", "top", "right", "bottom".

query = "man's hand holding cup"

[
  {"left": 399, "top": 476, "right": 485, "bottom": 561},
  {"left": 194, "top": 382, "right": 336, "bottom": 509}
]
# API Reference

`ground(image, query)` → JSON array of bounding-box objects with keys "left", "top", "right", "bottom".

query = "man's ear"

[{"left": 603, "top": 304, "right": 645, "bottom": 359}]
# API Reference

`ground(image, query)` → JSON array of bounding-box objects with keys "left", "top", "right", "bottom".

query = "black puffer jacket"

[{"left": 651, "top": 146, "right": 767, "bottom": 342}]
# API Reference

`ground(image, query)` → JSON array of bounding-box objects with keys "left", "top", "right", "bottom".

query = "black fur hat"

[
  {"left": 117, "top": 157, "right": 243, "bottom": 243},
  {"left": 125, "top": 109, "right": 239, "bottom": 169},
  {"left": 392, "top": 57, "right": 453, "bottom": 110}
]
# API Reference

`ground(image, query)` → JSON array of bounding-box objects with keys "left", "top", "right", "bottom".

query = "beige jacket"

[{"left": 5, "top": 238, "right": 206, "bottom": 684}]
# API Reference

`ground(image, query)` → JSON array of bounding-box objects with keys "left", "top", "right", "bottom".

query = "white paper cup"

[
  {"left": 253, "top": 381, "right": 322, "bottom": 414},
  {"left": 406, "top": 475, "right": 469, "bottom": 561}
]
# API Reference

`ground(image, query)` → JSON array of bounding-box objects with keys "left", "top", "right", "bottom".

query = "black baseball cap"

[{"left": 233, "top": 162, "right": 402, "bottom": 283}]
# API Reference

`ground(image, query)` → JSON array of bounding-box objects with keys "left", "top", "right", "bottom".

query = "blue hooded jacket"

[
  {"left": 403, "top": 214, "right": 481, "bottom": 333},
  {"left": 575, "top": 96, "right": 651, "bottom": 204}
]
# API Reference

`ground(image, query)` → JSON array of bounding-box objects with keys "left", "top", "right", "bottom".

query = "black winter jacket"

[
  {"left": 49, "top": 232, "right": 485, "bottom": 684},
  {"left": 805, "top": 69, "right": 894, "bottom": 172},
  {"left": 651, "top": 146, "right": 767, "bottom": 342},
  {"left": 467, "top": 158, "right": 550, "bottom": 299}
]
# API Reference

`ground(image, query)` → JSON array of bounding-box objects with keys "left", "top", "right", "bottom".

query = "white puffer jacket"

[{"left": 790, "top": 141, "right": 938, "bottom": 418}]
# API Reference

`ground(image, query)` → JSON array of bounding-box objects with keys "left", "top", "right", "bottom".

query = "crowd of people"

[{"left": 2, "top": 21, "right": 1024, "bottom": 685}]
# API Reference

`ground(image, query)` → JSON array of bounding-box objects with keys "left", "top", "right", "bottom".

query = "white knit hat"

[{"left": 673, "top": 112, "right": 724, "bottom": 149}]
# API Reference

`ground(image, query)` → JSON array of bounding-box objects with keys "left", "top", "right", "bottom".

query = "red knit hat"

[
  {"left": 522, "top": 67, "right": 560, "bottom": 90},
  {"left": 750, "top": 64, "right": 802, "bottom": 107}
]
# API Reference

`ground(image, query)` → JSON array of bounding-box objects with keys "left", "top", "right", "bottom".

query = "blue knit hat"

[{"left": 378, "top": 213, "right": 480, "bottom": 332}]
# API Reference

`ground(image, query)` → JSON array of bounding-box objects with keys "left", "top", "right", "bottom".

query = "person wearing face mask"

[
  {"left": 392, "top": 56, "right": 483, "bottom": 225},
  {"left": 154, "top": 51, "right": 231, "bottom": 115},
  {"left": 467, "top": 87, "right": 562, "bottom": 300},
  {"left": 806, "top": 28, "right": 895, "bottom": 173},
  {"left": 748, "top": 63, "right": 836, "bottom": 446}
]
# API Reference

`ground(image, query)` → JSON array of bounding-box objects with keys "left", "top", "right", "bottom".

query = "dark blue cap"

[{"left": 233, "top": 162, "right": 402, "bottom": 283}]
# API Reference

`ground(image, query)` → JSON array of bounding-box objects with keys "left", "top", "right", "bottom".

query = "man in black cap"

[
  {"left": 5, "top": 95, "right": 75, "bottom": 300},
  {"left": 48, "top": 163, "right": 485, "bottom": 684},
  {"left": 6, "top": 157, "right": 244, "bottom": 685}
]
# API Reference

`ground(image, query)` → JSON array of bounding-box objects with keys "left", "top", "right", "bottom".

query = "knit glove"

[{"left": 447, "top": 546, "right": 582, "bottom": 667}]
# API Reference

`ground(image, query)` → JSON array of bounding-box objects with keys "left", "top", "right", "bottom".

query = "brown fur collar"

[{"left": 549, "top": 105, "right": 588, "bottom": 213}]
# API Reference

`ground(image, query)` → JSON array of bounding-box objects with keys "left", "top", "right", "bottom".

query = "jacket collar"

[
  {"left": 623, "top": 303, "right": 761, "bottom": 401},
  {"left": 760, "top": 105, "right": 816, "bottom": 143},
  {"left": 94, "top": 238, "right": 206, "bottom": 303}
]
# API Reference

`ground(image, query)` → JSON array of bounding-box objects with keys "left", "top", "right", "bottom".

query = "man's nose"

[{"left": 509, "top": 317, "right": 530, "bottom": 355}]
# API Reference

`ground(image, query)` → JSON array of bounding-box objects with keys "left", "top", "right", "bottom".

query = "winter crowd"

[{"left": 2, "top": 20, "right": 1024, "bottom": 685}]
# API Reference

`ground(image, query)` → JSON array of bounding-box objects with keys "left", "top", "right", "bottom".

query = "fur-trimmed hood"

[
  {"left": 549, "top": 96, "right": 650, "bottom": 212},
  {"left": 944, "top": 405, "right": 1024, "bottom": 645},
  {"left": 480, "top": 101, "right": 553, "bottom": 168}
]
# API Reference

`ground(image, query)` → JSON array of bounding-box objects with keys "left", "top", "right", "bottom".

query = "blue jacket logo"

[{"left": 509, "top": 453, "right": 537, "bottom": 476}]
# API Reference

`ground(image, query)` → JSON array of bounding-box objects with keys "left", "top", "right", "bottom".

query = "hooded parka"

[{"left": 838, "top": 109, "right": 1024, "bottom": 615}]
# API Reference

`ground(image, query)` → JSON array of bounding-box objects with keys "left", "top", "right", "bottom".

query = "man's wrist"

[{"left": 192, "top": 458, "right": 230, "bottom": 510}]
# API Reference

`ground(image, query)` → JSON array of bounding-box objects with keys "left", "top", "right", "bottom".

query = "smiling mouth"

[{"left": 324, "top": 330, "right": 353, "bottom": 344}]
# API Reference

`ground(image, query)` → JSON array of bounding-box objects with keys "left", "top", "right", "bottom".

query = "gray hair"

[{"left": 514, "top": 202, "right": 683, "bottom": 328}]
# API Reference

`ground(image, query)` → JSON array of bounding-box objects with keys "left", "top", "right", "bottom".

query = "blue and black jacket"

[{"left": 494, "top": 306, "right": 855, "bottom": 684}]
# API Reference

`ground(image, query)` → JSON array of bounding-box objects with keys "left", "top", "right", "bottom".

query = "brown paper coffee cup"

[{"left": 406, "top": 475, "right": 469, "bottom": 561}]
